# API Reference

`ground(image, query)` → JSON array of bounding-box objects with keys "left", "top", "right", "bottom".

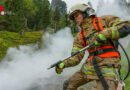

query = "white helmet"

[{"left": 69, "top": 3, "right": 96, "bottom": 20}]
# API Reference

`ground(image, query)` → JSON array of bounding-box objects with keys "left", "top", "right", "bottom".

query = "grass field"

[{"left": 0, "top": 31, "right": 43, "bottom": 59}]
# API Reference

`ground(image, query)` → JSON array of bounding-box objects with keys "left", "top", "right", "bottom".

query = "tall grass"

[{"left": 0, "top": 31, "right": 43, "bottom": 59}]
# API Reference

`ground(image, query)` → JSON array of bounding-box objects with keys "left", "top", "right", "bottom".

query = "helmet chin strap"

[{"left": 83, "top": 12, "right": 89, "bottom": 19}]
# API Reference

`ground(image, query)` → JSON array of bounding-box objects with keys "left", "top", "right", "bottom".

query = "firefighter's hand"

[
  {"left": 95, "top": 33, "right": 107, "bottom": 45},
  {"left": 55, "top": 62, "right": 65, "bottom": 74}
]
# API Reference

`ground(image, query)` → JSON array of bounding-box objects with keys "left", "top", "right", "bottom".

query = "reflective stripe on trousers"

[{"left": 81, "top": 65, "right": 116, "bottom": 76}]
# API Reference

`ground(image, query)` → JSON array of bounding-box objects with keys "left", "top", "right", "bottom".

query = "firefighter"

[{"left": 55, "top": 3, "right": 130, "bottom": 90}]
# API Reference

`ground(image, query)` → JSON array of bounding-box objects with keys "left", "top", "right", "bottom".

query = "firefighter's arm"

[
  {"left": 101, "top": 15, "right": 130, "bottom": 39},
  {"left": 63, "top": 33, "right": 85, "bottom": 68}
]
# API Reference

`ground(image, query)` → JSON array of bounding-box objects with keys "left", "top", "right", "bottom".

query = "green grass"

[{"left": 0, "top": 31, "right": 43, "bottom": 59}]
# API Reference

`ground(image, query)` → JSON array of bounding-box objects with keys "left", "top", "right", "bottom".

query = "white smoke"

[
  {"left": 90, "top": 0, "right": 130, "bottom": 48},
  {"left": 96, "top": 0, "right": 130, "bottom": 20},
  {"left": 0, "top": 28, "right": 75, "bottom": 90}
]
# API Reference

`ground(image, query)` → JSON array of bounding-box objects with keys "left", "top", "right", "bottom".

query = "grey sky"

[
  {"left": 49, "top": 0, "right": 99, "bottom": 12},
  {"left": 62, "top": 0, "right": 89, "bottom": 11},
  {"left": 49, "top": 0, "right": 120, "bottom": 12}
]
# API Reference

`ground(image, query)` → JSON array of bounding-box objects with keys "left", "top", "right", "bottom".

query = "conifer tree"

[
  {"left": 4, "top": 0, "right": 25, "bottom": 32},
  {"left": 53, "top": 5, "right": 61, "bottom": 31},
  {"left": 39, "top": 0, "right": 51, "bottom": 29},
  {"left": 33, "top": 0, "right": 51, "bottom": 30}
]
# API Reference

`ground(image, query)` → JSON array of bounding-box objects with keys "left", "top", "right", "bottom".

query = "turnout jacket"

[{"left": 63, "top": 15, "right": 130, "bottom": 79}]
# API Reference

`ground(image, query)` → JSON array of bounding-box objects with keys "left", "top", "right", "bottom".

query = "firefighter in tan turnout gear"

[{"left": 55, "top": 3, "right": 130, "bottom": 90}]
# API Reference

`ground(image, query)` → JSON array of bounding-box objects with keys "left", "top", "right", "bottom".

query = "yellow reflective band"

[
  {"left": 72, "top": 47, "right": 80, "bottom": 53},
  {"left": 72, "top": 47, "right": 81, "bottom": 50},
  {"left": 72, "top": 50, "right": 79, "bottom": 53},
  {"left": 81, "top": 65, "right": 116, "bottom": 76},
  {"left": 111, "top": 20, "right": 120, "bottom": 39},
  {"left": 113, "top": 19, "right": 127, "bottom": 26},
  {"left": 111, "top": 26, "right": 119, "bottom": 38},
  {"left": 71, "top": 47, "right": 83, "bottom": 55},
  {"left": 113, "top": 19, "right": 120, "bottom": 26}
]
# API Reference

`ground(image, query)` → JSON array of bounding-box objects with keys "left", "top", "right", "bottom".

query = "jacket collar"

[{"left": 80, "top": 16, "right": 94, "bottom": 29}]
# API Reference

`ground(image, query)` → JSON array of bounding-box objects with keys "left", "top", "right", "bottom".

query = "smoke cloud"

[{"left": 0, "top": 28, "right": 75, "bottom": 90}]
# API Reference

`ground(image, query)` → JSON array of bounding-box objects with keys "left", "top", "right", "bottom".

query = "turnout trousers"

[
  {"left": 64, "top": 70, "right": 117, "bottom": 90},
  {"left": 63, "top": 57, "right": 120, "bottom": 90}
]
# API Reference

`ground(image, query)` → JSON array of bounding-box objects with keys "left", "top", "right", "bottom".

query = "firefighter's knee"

[{"left": 63, "top": 80, "right": 69, "bottom": 90}]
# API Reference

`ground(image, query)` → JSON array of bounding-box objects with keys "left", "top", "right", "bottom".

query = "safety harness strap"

[
  {"left": 80, "top": 28, "right": 87, "bottom": 46},
  {"left": 81, "top": 29, "right": 87, "bottom": 46},
  {"left": 80, "top": 17, "right": 103, "bottom": 47},
  {"left": 94, "top": 17, "right": 104, "bottom": 32},
  {"left": 86, "top": 30, "right": 98, "bottom": 40},
  {"left": 92, "top": 17, "right": 109, "bottom": 90},
  {"left": 92, "top": 56, "right": 109, "bottom": 90},
  {"left": 89, "top": 48, "right": 116, "bottom": 56},
  {"left": 95, "top": 18, "right": 102, "bottom": 31}
]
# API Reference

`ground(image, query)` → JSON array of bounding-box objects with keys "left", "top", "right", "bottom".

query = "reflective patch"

[
  {"left": 72, "top": 47, "right": 81, "bottom": 50},
  {"left": 71, "top": 46, "right": 83, "bottom": 55},
  {"left": 114, "top": 19, "right": 127, "bottom": 26},
  {"left": 72, "top": 49, "right": 79, "bottom": 53},
  {"left": 81, "top": 65, "right": 116, "bottom": 76},
  {"left": 111, "top": 26, "right": 119, "bottom": 39},
  {"left": 114, "top": 26, "right": 118, "bottom": 38},
  {"left": 111, "top": 19, "right": 121, "bottom": 39}
]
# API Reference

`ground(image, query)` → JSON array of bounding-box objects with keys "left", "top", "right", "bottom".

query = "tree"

[
  {"left": 4, "top": 0, "right": 25, "bottom": 32},
  {"left": 39, "top": 0, "right": 51, "bottom": 29},
  {"left": 32, "top": 0, "right": 51, "bottom": 30},
  {"left": 61, "top": 13, "right": 68, "bottom": 28},
  {"left": 0, "top": 0, "right": 5, "bottom": 5},
  {"left": 7, "top": 14, "right": 25, "bottom": 32},
  {"left": 53, "top": 5, "right": 61, "bottom": 31},
  {"left": 51, "top": 0, "right": 67, "bottom": 15},
  {"left": 50, "top": 0, "right": 68, "bottom": 31},
  {"left": 23, "top": 0, "right": 38, "bottom": 29}
]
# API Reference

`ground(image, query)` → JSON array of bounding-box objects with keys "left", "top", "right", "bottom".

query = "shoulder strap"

[
  {"left": 92, "top": 17, "right": 109, "bottom": 90},
  {"left": 93, "top": 16, "right": 104, "bottom": 32},
  {"left": 80, "top": 17, "right": 104, "bottom": 46},
  {"left": 85, "top": 17, "right": 104, "bottom": 40},
  {"left": 80, "top": 28, "right": 87, "bottom": 46}
]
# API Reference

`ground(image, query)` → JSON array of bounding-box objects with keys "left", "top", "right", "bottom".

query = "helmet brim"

[{"left": 69, "top": 10, "right": 82, "bottom": 20}]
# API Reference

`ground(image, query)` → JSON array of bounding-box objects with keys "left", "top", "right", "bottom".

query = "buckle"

[
  {"left": 98, "top": 49, "right": 104, "bottom": 54},
  {"left": 89, "top": 48, "right": 116, "bottom": 56},
  {"left": 94, "top": 49, "right": 104, "bottom": 55}
]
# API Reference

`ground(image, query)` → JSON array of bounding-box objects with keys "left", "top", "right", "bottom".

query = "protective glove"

[
  {"left": 95, "top": 33, "right": 107, "bottom": 45},
  {"left": 55, "top": 62, "right": 65, "bottom": 74}
]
